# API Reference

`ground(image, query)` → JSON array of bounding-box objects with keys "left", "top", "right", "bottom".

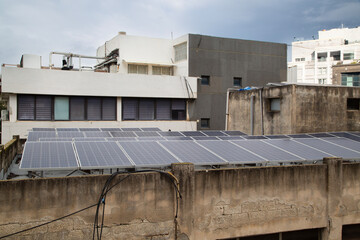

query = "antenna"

[{"left": 171, "top": 32, "right": 173, "bottom": 40}]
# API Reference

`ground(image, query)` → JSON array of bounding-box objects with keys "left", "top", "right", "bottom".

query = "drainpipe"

[
  {"left": 225, "top": 88, "right": 237, "bottom": 131},
  {"left": 260, "top": 88, "right": 264, "bottom": 135},
  {"left": 250, "top": 95, "right": 255, "bottom": 135}
]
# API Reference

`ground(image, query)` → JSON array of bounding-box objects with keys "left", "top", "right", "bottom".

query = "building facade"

[
  {"left": 97, "top": 33, "right": 287, "bottom": 130},
  {"left": 227, "top": 84, "right": 360, "bottom": 135},
  {"left": 0, "top": 53, "right": 198, "bottom": 144},
  {"left": 288, "top": 27, "right": 360, "bottom": 85}
]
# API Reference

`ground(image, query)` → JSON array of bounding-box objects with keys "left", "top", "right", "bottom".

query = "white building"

[
  {"left": 0, "top": 33, "right": 198, "bottom": 144},
  {"left": 288, "top": 27, "right": 360, "bottom": 85}
]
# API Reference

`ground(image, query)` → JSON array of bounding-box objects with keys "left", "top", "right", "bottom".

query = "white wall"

[{"left": 2, "top": 67, "right": 197, "bottom": 99}]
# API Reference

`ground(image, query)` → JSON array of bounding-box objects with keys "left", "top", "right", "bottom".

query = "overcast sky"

[{"left": 0, "top": 0, "right": 359, "bottom": 70}]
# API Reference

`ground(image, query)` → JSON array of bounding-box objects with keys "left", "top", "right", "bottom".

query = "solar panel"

[
  {"left": 309, "top": 133, "right": 334, "bottom": 138},
  {"left": 330, "top": 132, "right": 360, "bottom": 142},
  {"left": 244, "top": 136, "right": 268, "bottom": 140},
  {"left": 118, "top": 142, "right": 180, "bottom": 166},
  {"left": 141, "top": 127, "right": 162, "bottom": 131},
  {"left": 201, "top": 131, "right": 227, "bottom": 136},
  {"left": 231, "top": 140, "right": 303, "bottom": 162},
  {"left": 159, "top": 141, "right": 227, "bottom": 165},
  {"left": 164, "top": 136, "right": 193, "bottom": 141},
  {"left": 319, "top": 138, "right": 360, "bottom": 154},
  {"left": 100, "top": 128, "right": 121, "bottom": 132},
  {"left": 191, "top": 136, "right": 219, "bottom": 141},
  {"left": 83, "top": 131, "right": 111, "bottom": 137},
  {"left": 75, "top": 142, "right": 133, "bottom": 169},
  {"left": 137, "top": 137, "right": 165, "bottom": 141},
  {"left": 158, "top": 131, "right": 184, "bottom": 137},
  {"left": 217, "top": 136, "right": 244, "bottom": 140},
  {"left": 106, "top": 137, "right": 138, "bottom": 142},
  {"left": 287, "top": 134, "right": 314, "bottom": 139},
  {"left": 295, "top": 138, "right": 360, "bottom": 159},
  {"left": 58, "top": 131, "right": 84, "bottom": 138},
  {"left": 39, "top": 138, "right": 73, "bottom": 142},
  {"left": 134, "top": 131, "right": 161, "bottom": 137},
  {"left": 197, "top": 141, "right": 267, "bottom": 164},
  {"left": 20, "top": 142, "right": 78, "bottom": 170},
  {"left": 263, "top": 139, "right": 333, "bottom": 160},
  {"left": 110, "top": 131, "right": 137, "bottom": 137},
  {"left": 181, "top": 131, "right": 206, "bottom": 137},
  {"left": 32, "top": 128, "right": 56, "bottom": 131},
  {"left": 79, "top": 128, "right": 100, "bottom": 131},
  {"left": 27, "top": 131, "right": 57, "bottom": 141},
  {"left": 74, "top": 137, "right": 107, "bottom": 141},
  {"left": 121, "top": 128, "right": 142, "bottom": 131},
  {"left": 57, "top": 128, "right": 79, "bottom": 131},
  {"left": 265, "top": 135, "right": 289, "bottom": 139},
  {"left": 223, "top": 131, "right": 247, "bottom": 136}
]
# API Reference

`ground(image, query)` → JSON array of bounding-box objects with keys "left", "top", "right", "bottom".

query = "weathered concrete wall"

[
  {"left": 228, "top": 85, "right": 360, "bottom": 134},
  {"left": 1, "top": 160, "right": 360, "bottom": 240},
  {"left": 188, "top": 34, "right": 287, "bottom": 130}
]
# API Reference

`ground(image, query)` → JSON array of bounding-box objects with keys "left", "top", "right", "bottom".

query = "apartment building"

[
  {"left": 288, "top": 27, "right": 360, "bottom": 85},
  {"left": 97, "top": 32, "right": 287, "bottom": 130}
]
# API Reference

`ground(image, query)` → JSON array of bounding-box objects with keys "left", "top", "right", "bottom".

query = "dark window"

[
  {"left": 122, "top": 98, "right": 186, "bottom": 121},
  {"left": 156, "top": 99, "right": 171, "bottom": 120},
  {"left": 70, "top": 97, "right": 85, "bottom": 120},
  {"left": 17, "top": 95, "right": 116, "bottom": 121},
  {"left": 18, "top": 95, "right": 35, "bottom": 120},
  {"left": 200, "top": 118, "right": 210, "bottom": 128},
  {"left": 343, "top": 224, "right": 360, "bottom": 240},
  {"left": 234, "top": 77, "right": 242, "bottom": 87},
  {"left": 201, "top": 75, "right": 210, "bottom": 85},
  {"left": 347, "top": 98, "right": 360, "bottom": 110},
  {"left": 87, "top": 97, "right": 102, "bottom": 120}
]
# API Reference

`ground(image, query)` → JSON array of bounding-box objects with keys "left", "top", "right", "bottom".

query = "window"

[
  {"left": 122, "top": 98, "right": 186, "bottom": 121},
  {"left": 317, "top": 52, "right": 327, "bottom": 62},
  {"left": 128, "top": 64, "right": 148, "bottom": 74},
  {"left": 347, "top": 98, "right": 360, "bottom": 110},
  {"left": 343, "top": 53, "right": 354, "bottom": 60},
  {"left": 17, "top": 95, "right": 116, "bottom": 121},
  {"left": 233, "top": 77, "right": 242, "bottom": 87},
  {"left": 174, "top": 42, "right": 187, "bottom": 62},
  {"left": 318, "top": 78, "right": 326, "bottom": 84},
  {"left": 268, "top": 98, "right": 281, "bottom": 112},
  {"left": 342, "top": 73, "right": 360, "bottom": 86},
  {"left": 330, "top": 51, "right": 340, "bottom": 61},
  {"left": 318, "top": 67, "right": 327, "bottom": 75},
  {"left": 200, "top": 118, "right": 210, "bottom": 128},
  {"left": 152, "top": 66, "right": 173, "bottom": 76},
  {"left": 201, "top": 75, "right": 210, "bottom": 85},
  {"left": 295, "top": 58, "right": 305, "bottom": 62}
]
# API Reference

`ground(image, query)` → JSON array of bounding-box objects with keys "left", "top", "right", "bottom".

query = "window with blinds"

[
  {"left": 122, "top": 98, "right": 186, "bottom": 121},
  {"left": 17, "top": 95, "right": 116, "bottom": 121},
  {"left": 128, "top": 64, "right": 148, "bottom": 74},
  {"left": 152, "top": 66, "right": 173, "bottom": 76}
]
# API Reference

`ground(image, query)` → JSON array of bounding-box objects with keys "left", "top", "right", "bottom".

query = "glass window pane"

[
  {"left": 54, "top": 97, "right": 69, "bottom": 120},
  {"left": 35, "top": 96, "right": 52, "bottom": 120},
  {"left": 70, "top": 97, "right": 85, "bottom": 120},
  {"left": 87, "top": 97, "right": 101, "bottom": 120},
  {"left": 128, "top": 64, "right": 137, "bottom": 74},
  {"left": 162, "top": 67, "right": 171, "bottom": 75},
  {"left": 152, "top": 66, "right": 161, "bottom": 75},
  {"left": 139, "top": 99, "right": 155, "bottom": 120},
  {"left": 18, "top": 95, "right": 35, "bottom": 120},
  {"left": 270, "top": 98, "right": 281, "bottom": 111},
  {"left": 102, "top": 98, "right": 116, "bottom": 120},
  {"left": 156, "top": 99, "right": 171, "bottom": 120},
  {"left": 137, "top": 65, "right": 148, "bottom": 74}
]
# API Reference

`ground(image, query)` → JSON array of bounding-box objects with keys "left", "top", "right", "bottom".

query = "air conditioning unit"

[{"left": 1, "top": 110, "right": 9, "bottom": 121}]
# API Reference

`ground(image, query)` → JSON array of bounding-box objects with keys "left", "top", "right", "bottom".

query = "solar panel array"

[{"left": 20, "top": 128, "right": 360, "bottom": 171}]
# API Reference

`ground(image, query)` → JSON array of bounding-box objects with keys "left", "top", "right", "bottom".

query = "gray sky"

[{"left": 0, "top": 0, "right": 359, "bottom": 70}]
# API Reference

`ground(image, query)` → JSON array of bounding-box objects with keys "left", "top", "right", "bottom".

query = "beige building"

[
  {"left": 227, "top": 84, "right": 360, "bottom": 135},
  {"left": 332, "top": 62, "right": 360, "bottom": 86}
]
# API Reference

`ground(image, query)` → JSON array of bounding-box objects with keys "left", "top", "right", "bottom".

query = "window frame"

[
  {"left": 347, "top": 98, "right": 360, "bottom": 111},
  {"left": 201, "top": 75, "right": 210, "bottom": 85},
  {"left": 267, "top": 98, "right": 281, "bottom": 112},
  {"left": 200, "top": 118, "right": 210, "bottom": 129},
  {"left": 233, "top": 77, "right": 242, "bottom": 87}
]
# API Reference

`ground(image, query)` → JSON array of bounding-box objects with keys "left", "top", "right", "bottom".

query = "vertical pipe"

[
  {"left": 250, "top": 95, "right": 254, "bottom": 135},
  {"left": 225, "top": 89, "right": 230, "bottom": 131},
  {"left": 260, "top": 88, "right": 264, "bottom": 135}
]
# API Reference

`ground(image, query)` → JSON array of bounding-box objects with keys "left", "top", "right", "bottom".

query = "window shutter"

[
  {"left": 102, "top": 98, "right": 116, "bottom": 120},
  {"left": 156, "top": 99, "right": 171, "bottom": 120},
  {"left": 87, "top": 97, "right": 101, "bottom": 120},
  {"left": 122, "top": 98, "right": 138, "bottom": 120},
  {"left": 70, "top": 97, "right": 85, "bottom": 120},
  {"left": 35, "top": 96, "right": 52, "bottom": 120},
  {"left": 18, "top": 95, "right": 35, "bottom": 120},
  {"left": 139, "top": 99, "right": 155, "bottom": 120},
  {"left": 172, "top": 99, "right": 186, "bottom": 110}
]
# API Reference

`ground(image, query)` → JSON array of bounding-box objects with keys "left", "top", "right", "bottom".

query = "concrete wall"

[
  {"left": 1, "top": 159, "right": 359, "bottom": 239},
  {"left": 227, "top": 85, "right": 360, "bottom": 135},
  {"left": 188, "top": 34, "right": 287, "bottom": 130},
  {"left": 332, "top": 63, "right": 360, "bottom": 85}
]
